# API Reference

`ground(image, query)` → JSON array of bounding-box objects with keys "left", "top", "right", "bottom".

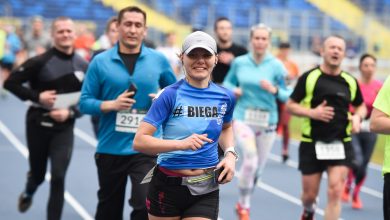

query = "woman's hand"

[
  {"left": 215, "top": 153, "right": 236, "bottom": 184},
  {"left": 180, "top": 134, "right": 214, "bottom": 151}
]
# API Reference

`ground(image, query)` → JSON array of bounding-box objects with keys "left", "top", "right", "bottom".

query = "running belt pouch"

[
  {"left": 140, "top": 166, "right": 156, "bottom": 184},
  {"left": 182, "top": 175, "right": 219, "bottom": 196}
]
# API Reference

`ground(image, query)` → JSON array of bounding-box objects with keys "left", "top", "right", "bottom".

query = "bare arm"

[
  {"left": 216, "top": 122, "right": 236, "bottom": 184},
  {"left": 370, "top": 108, "right": 390, "bottom": 134},
  {"left": 133, "top": 122, "right": 213, "bottom": 155},
  {"left": 351, "top": 102, "right": 367, "bottom": 133}
]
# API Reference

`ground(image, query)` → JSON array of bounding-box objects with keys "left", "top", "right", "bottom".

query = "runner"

[
  {"left": 134, "top": 30, "right": 237, "bottom": 220},
  {"left": 223, "top": 23, "right": 290, "bottom": 220},
  {"left": 286, "top": 35, "right": 366, "bottom": 220},
  {"left": 370, "top": 75, "right": 390, "bottom": 220},
  {"left": 4, "top": 16, "right": 87, "bottom": 220},
  {"left": 79, "top": 6, "right": 176, "bottom": 220},
  {"left": 342, "top": 53, "right": 382, "bottom": 209}
]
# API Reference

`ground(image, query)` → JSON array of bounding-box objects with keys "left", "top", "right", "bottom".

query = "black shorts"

[
  {"left": 146, "top": 167, "right": 219, "bottom": 219},
  {"left": 299, "top": 140, "right": 354, "bottom": 175}
]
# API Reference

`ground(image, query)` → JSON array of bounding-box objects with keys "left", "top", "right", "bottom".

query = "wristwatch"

[{"left": 224, "top": 147, "right": 239, "bottom": 161}]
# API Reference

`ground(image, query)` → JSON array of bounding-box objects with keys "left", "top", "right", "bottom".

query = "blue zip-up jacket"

[
  {"left": 80, "top": 44, "right": 176, "bottom": 155},
  {"left": 223, "top": 53, "right": 291, "bottom": 125}
]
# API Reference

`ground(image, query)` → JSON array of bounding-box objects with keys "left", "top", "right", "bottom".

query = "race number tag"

[
  {"left": 115, "top": 109, "right": 145, "bottom": 133},
  {"left": 244, "top": 108, "right": 270, "bottom": 127},
  {"left": 315, "top": 141, "right": 345, "bottom": 160}
]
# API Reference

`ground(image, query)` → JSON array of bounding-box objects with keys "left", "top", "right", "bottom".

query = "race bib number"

[
  {"left": 315, "top": 141, "right": 345, "bottom": 160},
  {"left": 244, "top": 108, "right": 270, "bottom": 127},
  {"left": 115, "top": 109, "right": 145, "bottom": 133}
]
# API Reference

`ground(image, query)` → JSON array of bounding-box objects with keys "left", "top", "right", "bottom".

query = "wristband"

[{"left": 224, "top": 147, "right": 239, "bottom": 161}]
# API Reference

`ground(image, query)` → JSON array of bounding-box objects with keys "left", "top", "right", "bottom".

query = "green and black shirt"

[{"left": 290, "top": 66, "right": 363, "bottom": 143}]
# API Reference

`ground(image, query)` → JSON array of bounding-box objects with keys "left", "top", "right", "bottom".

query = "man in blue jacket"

[{"left": 79, "top": 6, "right": 176, "bottom": 220}]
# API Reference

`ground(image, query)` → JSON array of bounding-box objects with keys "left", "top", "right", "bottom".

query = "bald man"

[{"left": 286, "top": 35, "right": 366, "bottom": 220}]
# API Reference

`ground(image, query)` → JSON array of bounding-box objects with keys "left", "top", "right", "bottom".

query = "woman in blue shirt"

[{"left": 134, "top": 31, "right": 237, "bottom": 220}]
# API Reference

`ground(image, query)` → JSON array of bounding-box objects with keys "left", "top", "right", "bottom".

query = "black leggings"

[
  {"left": 95, "top": 153, "right": 155, "bottom": 220},
  {"left": 25, "top": 122, "right": 74, "bottom": 220},
  {"left": 384, "top": 174, "right": 390, "bottom": 220},
  {"left": 351, "top": 132, "right": 377, "bottom": 184}
]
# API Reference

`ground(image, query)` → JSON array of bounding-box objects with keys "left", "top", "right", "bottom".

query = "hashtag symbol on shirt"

[{"left": 173, "top": 106, "right": 183, "bottom": 117}]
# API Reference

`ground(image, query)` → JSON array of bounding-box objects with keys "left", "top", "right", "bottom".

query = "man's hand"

[
  {"left": 39, "top": 90, "right": 57, "bottom": 108},
  {"left": 218, "top": 51, "right": 234, "bottom": 65},
  {"left": 179, "top": 134, "right": 213, "bottom": 151},
  {"left": 49, "top": 109, "right": 70, "bottom": 122},
  {"left": 111, "top": 90, "right": 136, "bottom": 111},
  {"left": 309, "top": 100, "right": 334, "bottom": 122}
]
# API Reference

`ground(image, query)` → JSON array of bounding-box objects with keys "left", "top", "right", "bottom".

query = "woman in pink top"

[{"left": 342, "top": 54, "right": 383, "bottom": 209}]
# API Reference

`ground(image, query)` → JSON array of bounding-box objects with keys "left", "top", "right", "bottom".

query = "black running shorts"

[
  {"left": 146, "top": 167, "right": 219, "bottom": 219},
  {"left": 298, "top": 140, "right": 354, "bottom": 175}
]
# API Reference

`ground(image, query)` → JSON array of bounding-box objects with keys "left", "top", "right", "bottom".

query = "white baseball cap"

[{"left": 182, "top": 31, "right": 217, "bottom": 55}]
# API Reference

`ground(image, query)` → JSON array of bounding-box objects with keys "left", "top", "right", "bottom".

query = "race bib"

[
  {"left": 115, "top": 109, "right": 146, "bottom": 133},
  {"left": 315, "top": 140, "right": 345, "bottom": 160},
  {"left": 244, "top": 108, "right": 270, "bottom": 127}
]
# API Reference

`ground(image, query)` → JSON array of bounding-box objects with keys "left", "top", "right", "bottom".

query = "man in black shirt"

[
  {"left": 212, "top": 17, "right": 247, "bottom": 84},
  {"left": 4, "top": 17, "right": 88, "bottom": 220},
  {"left": 286, "top": 35, "right": 366, "bottom": 220}
]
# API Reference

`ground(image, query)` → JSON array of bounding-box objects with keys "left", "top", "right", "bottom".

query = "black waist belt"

[{"left": 154, "top": 167, "right": 183, "bottom": 186}]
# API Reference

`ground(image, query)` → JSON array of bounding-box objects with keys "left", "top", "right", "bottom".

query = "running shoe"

[
  {"left": 18, "top": 192, "right": 32, "bottom": 213},
  {"left": 341, "top": 185, "right": 350, "bottom": 203},
  {"left": 352, "top": 195, "right": 363, "bottom": 209},
  {"left": 282, "top": 154, "right": 289, "bottom": 163},
  {"left": 235, "top": 203, "right": 250, "bottom": 220},
  {"left": 300, "top": 210, "right": 314, "bottom": 220}
]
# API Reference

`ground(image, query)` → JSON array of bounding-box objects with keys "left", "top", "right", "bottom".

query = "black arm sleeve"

[
  {"left": 290, "top": 71, "right": 309, "bottom": 103},
  {"left": 4, "top": 57, "right": 43, "bottom": 102},
  {"left": 352, "top": 78, "right": 364, "bottom": 106}
]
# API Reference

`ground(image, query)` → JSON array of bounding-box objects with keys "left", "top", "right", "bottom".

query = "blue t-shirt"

[{"left": 143, "top": 79, "right": 236, "bottom": 169}]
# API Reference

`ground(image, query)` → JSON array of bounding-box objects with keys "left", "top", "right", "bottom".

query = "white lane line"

[
  {"left": 257, "top": 182, "right": 331, "bottom": 219},
  {"left": 0, "top": 120, "right": 94, "bottom": 220},
  {"left": 74, "top": 127, "right": 97, "bottom": 148},
  {"left": 268, "top": 152, "right": 383, "bottom": 199}
]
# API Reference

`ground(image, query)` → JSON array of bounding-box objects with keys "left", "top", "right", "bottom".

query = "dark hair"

[
  {"left": 51, "top": 16, "right": 72, "bottom": 32},
  {"left": 117, "top": 6, "right": 146, "bottom": 24},
  {"left": 278, "top": 42, "right": 291, "bottom": 49},
  {"left": 359, "top": 53, "right": 376, "bottom": 67},
  {"left": 214, "top": 17, "right": 231, "bottom": 30},
  {"left": 105, "top": 16, "right": 118, "bottom": 33}
]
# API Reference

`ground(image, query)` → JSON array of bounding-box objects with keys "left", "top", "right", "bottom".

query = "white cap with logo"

[{"left": 182, "top": 31, "right": 217, "bottom": 55}]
